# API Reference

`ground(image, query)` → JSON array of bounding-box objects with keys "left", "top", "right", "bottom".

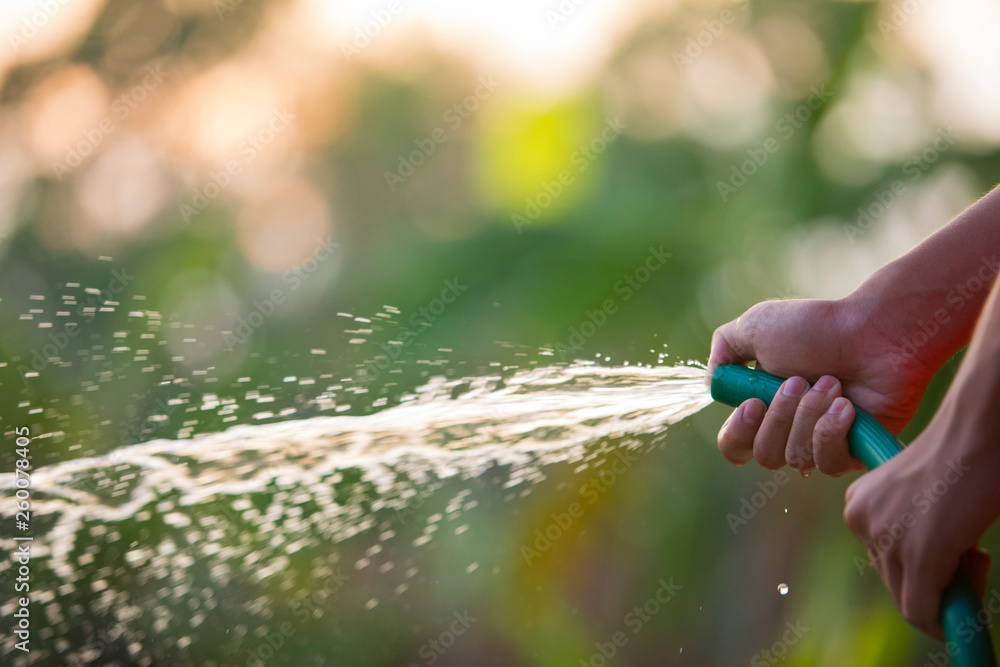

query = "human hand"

[
  {"left": 843, "top": 396, "right": 995, "bottom": 638},
  {"left": 708, "top": 297, "right": 938, "bottom": 475}
]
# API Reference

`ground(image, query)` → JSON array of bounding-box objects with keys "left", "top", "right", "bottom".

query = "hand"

[
  {"left": 843, "top": 397, "right": 994, "bottom": 638},
  {"left": 708, "top": 297, "right": 937, "bottom": 476}
]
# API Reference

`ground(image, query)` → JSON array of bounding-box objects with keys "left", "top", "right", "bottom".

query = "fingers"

[
  {"left": 752, "top": 376, "right": 809, "bottom": 470},
  {"left": 785, "top": 375, "right": 840, "bottom": 473},
  {"left": 873, "top": 548, "right": 988, "bottom": 642},
  {"left": 901, "top": 557, "right": 950, "bottom": 640},
  {"left": 845, "top": 480, "right": 942, "bottom": 639},
  {"left": 717, "top": 399, "right": 765, "bottom": 465},
  {"left": 883, "top": 553, "right": 905, "bottom": 626},
  {"left": 844, "top": 469, "right": 863, "bottom": 507},
  {"left": 812, "top": 397, "right": 861, "bottom": 476},
  {"left": 845, "top": 475, "right": 978, "bottom": 642},
  {"left": 715, "top": 373, "right": 860, "bottom": 476}
]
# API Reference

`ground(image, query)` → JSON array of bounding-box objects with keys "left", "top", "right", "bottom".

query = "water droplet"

[{"left": 778, "top": 583, "right": 789, "bottom": 595}]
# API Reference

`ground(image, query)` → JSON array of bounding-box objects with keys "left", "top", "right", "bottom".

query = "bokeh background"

[{"left": 2, "top": 0, "right": 1000, "bottom": 664}]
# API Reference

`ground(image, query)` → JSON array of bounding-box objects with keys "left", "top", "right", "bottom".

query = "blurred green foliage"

[{"left": 2, "top": 0, "right": 1000, "bottom": 664}]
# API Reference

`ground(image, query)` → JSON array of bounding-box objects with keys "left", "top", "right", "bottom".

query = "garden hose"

[{"left": 711, "top": 364, "right": 997, "bottom": 667}]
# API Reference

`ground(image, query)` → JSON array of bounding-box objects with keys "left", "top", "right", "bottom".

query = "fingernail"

[
  {"left": 813, "top": 375, "right": 837, "bottom": 392},
  {"left": 828, "top": 397, "right": 850, "bottom": 417},
  {"left": 782, "top": 376, "right": 808, "bottom": 397},
  {"left": 743, "top": 400, "right": 764, "bottom": 424}
]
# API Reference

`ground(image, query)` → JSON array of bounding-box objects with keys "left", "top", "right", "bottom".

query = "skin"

[{"left": 708, "top": 185, "right": 1000, "bottom": 638}]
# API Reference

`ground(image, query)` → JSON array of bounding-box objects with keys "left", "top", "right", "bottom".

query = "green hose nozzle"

[{"left": 711, "top": 364, "right": 997, "bottom": 667}]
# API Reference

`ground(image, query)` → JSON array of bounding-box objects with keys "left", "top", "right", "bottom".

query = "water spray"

[{"left": 711, "top": 363, "right": 997, "bottom": 667}]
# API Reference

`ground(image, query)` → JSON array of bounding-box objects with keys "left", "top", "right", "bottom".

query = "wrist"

[{"left": 839, "top": 284, "right": 945, "bottom": 377}]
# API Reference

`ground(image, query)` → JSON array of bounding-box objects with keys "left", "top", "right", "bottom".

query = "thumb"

[{"left": 707, "top": 313, "right": 760, "bottom": 380}]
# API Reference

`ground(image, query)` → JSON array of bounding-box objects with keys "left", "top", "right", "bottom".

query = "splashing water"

[{"left": 0, "top": 362, "right": 713, "bottom": 665}]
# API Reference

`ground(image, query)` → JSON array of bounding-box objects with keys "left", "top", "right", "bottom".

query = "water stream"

[{"left": 0, "top": 363, "right": 713, "bottom": 665}]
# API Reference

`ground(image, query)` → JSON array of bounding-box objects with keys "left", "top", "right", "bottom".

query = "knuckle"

[
  {"left": 709, "top": 327, "right": 725, "bottom": 350},
  {"left": 784, "top": 444, "right": 811, "bottom": 471},
  {"left": 754, "top": 448, "right": 785, "bottom": 471},
  {"left": 813, "top": 417, "right": 837, "bottom": 444},
  {"left": 753, "top": 432, "right": 786, "bottom": 470},
  {"left": 743, "top": 302, "right": 766, "bottom": 323},
  {"left": 765, "top": 403, "right": 796, "bottom": 430},
  {"left": 796, "top": 391, "right": 828, "bottom": 419},
  {"left": 843, "top": 500, "right": 865, "bottom": 532}
]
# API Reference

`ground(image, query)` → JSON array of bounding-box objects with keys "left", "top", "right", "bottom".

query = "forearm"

[
  {"left": 946, "top": 275, "right": 1000, "bottom": 450},
  {"left": 924, "top": 276, "right": 1000, "bottom": 536},
  {"left": 840, "top": 277, "right": 1000, "bottom": 638},
  {"left": 847, "top": 185, "right": 1000, "bottom": 371}
]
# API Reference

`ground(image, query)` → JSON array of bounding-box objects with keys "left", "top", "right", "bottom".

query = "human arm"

[
  {"left": 709, "top": 185, "right": 1000, "bottom": 474},
  {"left": 842, "top": 274, "right": 1000, "bottom": 638}
]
